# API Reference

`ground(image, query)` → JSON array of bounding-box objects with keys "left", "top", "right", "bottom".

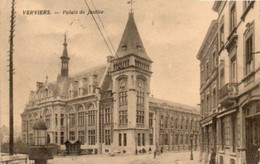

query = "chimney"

[{"left": 36, "top": 82, "right": 43, "bottom": 90}]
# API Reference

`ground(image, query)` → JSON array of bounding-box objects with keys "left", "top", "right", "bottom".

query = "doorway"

[{"left": 246, "top": 116, "right": 260, "bottom": 164}]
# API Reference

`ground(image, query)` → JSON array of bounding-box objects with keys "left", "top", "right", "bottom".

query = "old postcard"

[{"left": 0, "top": 0, "right": 259, "bottom": 164}]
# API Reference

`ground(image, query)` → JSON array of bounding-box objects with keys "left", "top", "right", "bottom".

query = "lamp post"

[{"left": 190, "top": 132, "right": 194, "bottom": 160}]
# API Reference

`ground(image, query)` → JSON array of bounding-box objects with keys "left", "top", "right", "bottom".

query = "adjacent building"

[
  {"left": 197, "top": 1, "right": 260, "bottom": 164},
  {"left": 21, "top": 12, "right": 200, "bottom": 155}
]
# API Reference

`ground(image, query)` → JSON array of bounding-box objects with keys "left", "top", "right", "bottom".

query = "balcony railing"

[{"left": 219, "top": 83, "right": 238, "bottom": 106}]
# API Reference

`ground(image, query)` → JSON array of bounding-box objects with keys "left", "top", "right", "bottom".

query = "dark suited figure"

[{"left": 209, "top": 148, "right": 216, "bottom": 164}]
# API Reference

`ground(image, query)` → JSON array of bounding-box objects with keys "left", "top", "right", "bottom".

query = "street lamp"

[{"left": 190, "top": 132, "right": 194, "bottom": 160}]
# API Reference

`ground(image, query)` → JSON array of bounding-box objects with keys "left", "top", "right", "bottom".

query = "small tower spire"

[{"left": 60, "top": 34, "right": 70, "bottom": 77}]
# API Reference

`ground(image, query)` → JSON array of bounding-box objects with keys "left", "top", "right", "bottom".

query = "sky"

[{"left": 0, "top": 0, "right": 217, "bottom": 131}]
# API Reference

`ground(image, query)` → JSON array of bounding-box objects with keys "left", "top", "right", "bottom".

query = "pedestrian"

[
  {"left": 149, "top": 147, "right": 152, "bottom": 154},
  {"left": 154, "top": 150, "right": 157, "bottom": 159},
  {"left": 209, "top": 148, "right": 216, "bottom": 164}
]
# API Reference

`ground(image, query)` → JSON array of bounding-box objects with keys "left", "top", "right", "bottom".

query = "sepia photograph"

[{"left": 0, "top": 0, "right": 259, "bottom": 163}]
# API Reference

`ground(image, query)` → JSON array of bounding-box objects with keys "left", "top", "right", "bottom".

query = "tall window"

[
  {"left": 45, "top": 115, "right": 50, "bottom": 128},
  {"left": 124, "top": 133, "right": 127, "bottom": 146},
  {"left": 231, "top": 114, "right": 237, "bottom": 152},
  {"left": 149, "top": 134, "right": 153, "bottom": 145},
  {"left": 175, "top": 134, "right": 178, "bottom": 145},
  {"left": 105, "top": 130, "right": 111, "bottom": 145},
  {"left": 104, "top": 108, "right": 111, "bottom": 124},
  {"left": 119, "top": 133, "right": 122, "bottom": 146},
  {"left": 55, "top": 132, "right": 58, "bottom": 143},
  {"left": 175, "top": 117, "right": 178, "bottom": 129},
  {"left": 149, "top": 113, "right": 153, "bottom": 127},
  {"left": 221, "top": 117, "right": 225, "bottom": 150},
  {"left": 119, "top": 91, "right": 128, "bottom": 106},
  {"left": 78, "top": 112, "right": 85, "bottom": 126},
  {"left": 78, "top": 131, "right": 85, "bottom": 144},
  {"left": 88, "top": 130, "right": 95, "bottom": 145},
  {"left": 186, "top": 119, "right": 189, "bottom": 129},
  {"left": 136, "top": 91, "right": 145, "bottom": 125},
  {"left": 230, "top": 3, "right": 236, "bottom": 32},
  {"left": 212, "top": 89, "right": 216, "bottom": 108},
  {"left": 60, "top": 132, "right": 64, "bottom": 144},
  {"left": 138, "top": 133, "right": 141, "bottom": 146},
  {"left": 142, "top": 133, "right": 145, "bottom": 146},
  {"left": 69, "top": 131, "right": 75, "bottom": 141},
  {"left": 69, "top": 113, "right": 75, "bottom": 127},
  {"left": 60, "top": 114, "right": 64, "bottom": 126},
  {"left": 119, "top": 79, "right": 128, "bottom": 125},
  {"left": 231, "top": 56, "right": 237, "bottom": 83},
  {"left": 88, "top": 105, "right": 95, "bottom": 125},
  {"left": 165, "top": 116, "right": 168, "bottom": 128},
  {"left": 55, "top": 114, "right": 58, "bottom": 126},
  {"left": 164, "top": 134, "right": 168, "bottom": 145},
  {"left": 245, "top": 35, "right": 253, "bottom": 75},
  {"left": 220, "top": 68, "right": 225, "bottom": 88},
  {"left": 220, "top": 24, "right": 224, "bottom": 47},
  {"left": 160, "top": 116, "right": 164, "bottom": 128},
  {"left": 119, "top": 110, "right": 128, "bottom": 125}
]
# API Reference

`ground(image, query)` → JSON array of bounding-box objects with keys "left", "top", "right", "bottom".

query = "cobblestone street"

[{"left": 49, "top": 151, "right": 200, "bottom": 164}]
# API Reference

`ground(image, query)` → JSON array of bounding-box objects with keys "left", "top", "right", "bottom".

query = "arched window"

[
  {"left": 160, "top": 116, "right": 164, "bottom": 128},
  {"left": 175, "top": 117, "right": 178, "bottom": 129},
  {"left": 165, "top": 116, "right": 169, "bottom": 128},
  {"left": 78, "top": 106, "right": 84, "bottom": 126},
  {"left": 118, "top": 77, "right": 128, "bottom": 125},
  {"left": 88, "top": 104, "right": 95, "bottom": 125},
  {"left": 175, "top": 134, "right": 179, "bottom": 145},
  {"left": 191, "top": 119, "right": 194, "bottom": 130},
  {"left": 186, "top": 118, "right": 189, "bottom": 129},
  {"left": 181, "top": 117, "right": 184, "bottom": 129},
  {"left": 136, "top": 78, "right": 145, "bottom": 126}
]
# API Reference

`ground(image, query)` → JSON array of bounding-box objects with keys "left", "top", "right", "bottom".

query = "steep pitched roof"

[{"left": 116, "top": 13, "right": 151, "bottom": 62}]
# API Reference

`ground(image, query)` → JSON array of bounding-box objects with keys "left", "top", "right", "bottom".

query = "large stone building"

[
  {"left": 197, "top": 1, "right": 260, "bottom": 164},
  {"left": 21, "top": 12, "right": 200, "bottom": 154}
]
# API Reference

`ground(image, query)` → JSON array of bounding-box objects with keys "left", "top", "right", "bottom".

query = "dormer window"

[
  {"left": 137, "top": 45, "right": 142, "bottom": 50},
  {"left": 93, "top": 75, "right": 97, "bottom": 79},
  {"left": 121, "top": 45, "right": 127, "bottom": 50},
  {"left": 83, "top": 78, "right": 87, "bottom": 82},
  {"left": 74, "top": 81, "right": 78, "bottom": 85}
]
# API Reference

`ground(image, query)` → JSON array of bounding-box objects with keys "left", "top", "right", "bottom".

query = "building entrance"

[{"left": 246, "top": 115, "right": 260, "bottom": 164}]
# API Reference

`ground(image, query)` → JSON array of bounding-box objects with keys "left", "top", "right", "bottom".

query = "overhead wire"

[
  {"left": 82, "top": 0, "right": 114, "bottom": 56},
  {"left": 90, "top": 0, "right": 117, "bottom": 56}
]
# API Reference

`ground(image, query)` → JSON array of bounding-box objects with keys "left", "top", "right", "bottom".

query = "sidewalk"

[{"left": 176, "top": 151, "right": 201, "bottom": 164}]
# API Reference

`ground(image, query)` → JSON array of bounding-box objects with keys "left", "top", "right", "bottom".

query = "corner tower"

[
  {"left": 111, "top": 12, "right": 153, "bottom": 153},
  {"left": 60, "top": 34, "right": 70, "bottom": 77}
]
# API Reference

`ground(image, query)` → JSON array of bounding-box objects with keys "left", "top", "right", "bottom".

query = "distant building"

[
  {"left": 197, "top": 1, "right": 260, "bottom": 164},
  {"left": 21, "top": 12, "right": 199, "bottom": 155}
]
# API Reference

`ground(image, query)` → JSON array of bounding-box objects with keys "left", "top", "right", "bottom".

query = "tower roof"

[
  {"left": 61, "top": 34, "right": 69, "bottom": 59},
  {"left": 116, "top": 13, "right": 152, "bottom": 62}
]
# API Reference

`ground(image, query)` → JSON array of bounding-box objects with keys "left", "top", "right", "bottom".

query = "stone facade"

[
  {"left": 197, "top": 1, "right": 260, "bottom": 164},
  {"left": 21, "top": 12, "right": 200, "bottom": 155}
]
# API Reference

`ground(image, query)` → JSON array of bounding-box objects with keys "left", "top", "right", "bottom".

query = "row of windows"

[
  {"left": 69, "top": 85, "right": 96, "bottom": 98},
  {"left": 159, "top": 133, "right": 198, "bottom": 146},
  {"left": 160, "top": 116, "right": 199, "bottom": 130}
]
